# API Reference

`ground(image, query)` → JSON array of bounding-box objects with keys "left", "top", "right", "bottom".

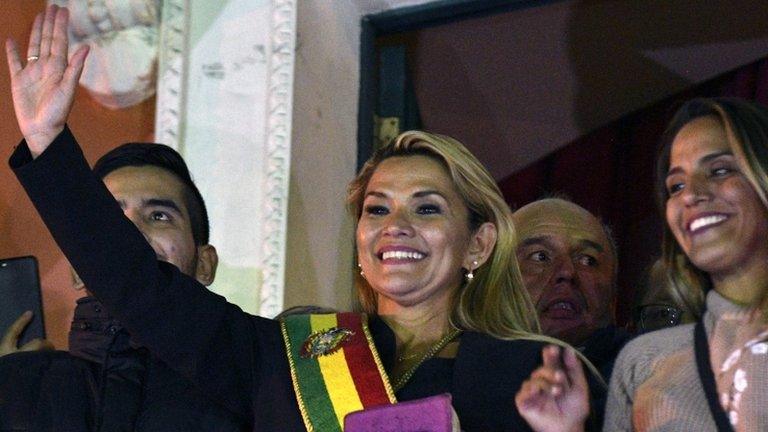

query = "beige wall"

[
  {"left": 0, "top": 1, "right": 156, "bottom": 348},
  {"left": 284, "top": 0, "right": 363, "bottom": 312}
]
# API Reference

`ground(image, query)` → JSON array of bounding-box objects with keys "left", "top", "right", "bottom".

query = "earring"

[
  {"left": 465, "top": 260, "right": 479, "bottom": 282},
  {"left": 358, "top": 263, "right": 365, "bottom": 278}
]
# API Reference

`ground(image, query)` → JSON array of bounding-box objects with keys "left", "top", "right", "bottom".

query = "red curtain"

[{"left": 498, "top": 57, "right": 768, "bottom": 326}]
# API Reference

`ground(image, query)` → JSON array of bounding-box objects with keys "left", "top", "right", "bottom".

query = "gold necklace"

[
  {"left": 392, "top": 328, "right": 462, "bottom": 392},
  {"left": 397, "top": 351, "right": 420, "bottom": 362}
]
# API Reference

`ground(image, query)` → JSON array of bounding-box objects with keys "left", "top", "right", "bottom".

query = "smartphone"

[{"left": 0, "top": 256, "right": 45, "bottom": 347}]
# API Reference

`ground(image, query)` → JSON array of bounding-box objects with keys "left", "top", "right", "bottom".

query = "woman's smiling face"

[
  {"left": 356, "top": 155, "right": 476, "bottom": 309},
  {"left": 665, "top": 116, "right": 768, "bottom": 278}
]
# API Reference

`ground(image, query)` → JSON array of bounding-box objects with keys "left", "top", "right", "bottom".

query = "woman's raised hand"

[
  {"left": 515, "top": 345, "right": 590, "bottom": 432},
  {"left": 5, "top": 5, "right": 89, "bottom": 158}
]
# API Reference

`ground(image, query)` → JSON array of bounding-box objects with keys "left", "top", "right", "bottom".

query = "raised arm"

[
  {"left": 5, "top": 5, "right": 88, "bottom": 157},
  {"left": 6, "top": 7, "right": 295, "bottom": 426}
]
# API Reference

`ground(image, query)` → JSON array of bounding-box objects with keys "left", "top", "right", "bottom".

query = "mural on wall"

[
  {"left": 51, "top": 0, "right": 160, "bottom": 109},
  {"left": 156, "top": 0, "right": 296, "bottom": 317}
]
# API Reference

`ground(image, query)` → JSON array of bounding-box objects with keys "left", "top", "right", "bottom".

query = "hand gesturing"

[
  {"left": 515, "top": 345, "right": 590, "bottom": 432},
  {"left": 5, "top": 5, "right": 89, "bottom": 158}
]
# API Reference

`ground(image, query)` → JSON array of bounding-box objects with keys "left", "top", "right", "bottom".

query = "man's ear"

[
  {"left": 195, "top": 244, "right": 219, "bottom": 286},
  {"left": 464, "top": 222, "right": 497, "bottom": 269}
]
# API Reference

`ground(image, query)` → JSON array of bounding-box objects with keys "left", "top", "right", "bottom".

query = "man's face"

[
  {"left": 102, "top": 166, "right": 215, "bottom": 284},
  {"left": 513, "top": 199, "right": 615, "bottom": 346}
]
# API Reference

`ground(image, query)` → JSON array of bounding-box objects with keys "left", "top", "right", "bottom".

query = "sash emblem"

[{"left": 300, "top": 326, "right": 354, "bottom": 358}]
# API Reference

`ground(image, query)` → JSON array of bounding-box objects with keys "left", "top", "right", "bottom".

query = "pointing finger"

[{"left": 541, "top": 345, "right": 562, "bottom": 369}]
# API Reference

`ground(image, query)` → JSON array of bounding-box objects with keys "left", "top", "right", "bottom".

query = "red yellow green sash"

[{"left": 281, "top": 313, "right": 397, "bottom": 431}]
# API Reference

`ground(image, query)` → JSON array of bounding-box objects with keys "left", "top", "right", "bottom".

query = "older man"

[
  {"left": 512, "top": 198, "right": 631, "bottom": 429},
  {"left": 513, "top": 198, "right": 620, "bottom": 345}
]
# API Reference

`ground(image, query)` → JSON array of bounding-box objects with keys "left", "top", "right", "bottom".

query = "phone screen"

[{"left": 0, "top": 256, "right": 45, "bottom": 346}]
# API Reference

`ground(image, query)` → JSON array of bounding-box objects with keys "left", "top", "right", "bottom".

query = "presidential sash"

[{"left": 281, "top": 313, "right": 397, "bottom": 431}]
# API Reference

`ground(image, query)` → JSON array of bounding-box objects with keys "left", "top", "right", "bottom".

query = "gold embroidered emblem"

[{"left": 300, "top": 327, "right": 354, "bottom": 358}]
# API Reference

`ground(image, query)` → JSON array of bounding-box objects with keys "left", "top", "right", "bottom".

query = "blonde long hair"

[
  {"left": 655, "top": 98, "right": 768, "bottom": 318},
  {"left": 349, "top": 130, "right": 605, "bottom": 387},
  {"left": 348, "top": 130, "right": 541, "bottom": 338}
]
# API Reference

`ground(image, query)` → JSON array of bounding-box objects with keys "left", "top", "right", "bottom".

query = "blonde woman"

[{"left": 5, "top": 6, "right": 580, "bottom": 431}]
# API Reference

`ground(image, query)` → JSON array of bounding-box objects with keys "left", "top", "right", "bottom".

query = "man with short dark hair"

[
  {"left": 93, "top": 142, "right": 211, "bottom": 248},
  {"left": 91, "top": 142, "right": 218, "bottom": 284},
  {"left": 0, "top": 143, "right": 242, "bottom": 431}
]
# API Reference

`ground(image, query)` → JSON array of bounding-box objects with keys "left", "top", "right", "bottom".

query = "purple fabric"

[{"left": 344, "top": 393, "right": 454, "bottom": 432}]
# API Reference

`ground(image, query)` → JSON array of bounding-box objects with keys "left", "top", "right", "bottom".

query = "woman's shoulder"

[
  {"left": 611, "top": 323, "right": 695, "bottom": 387},
  {"left": 621, "top": 324, "right": 695, "bottom": 361}
]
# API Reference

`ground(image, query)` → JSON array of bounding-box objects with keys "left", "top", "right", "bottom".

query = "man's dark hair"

[{"left": 93, "top": 143, "right": 210, "bottom": 246}]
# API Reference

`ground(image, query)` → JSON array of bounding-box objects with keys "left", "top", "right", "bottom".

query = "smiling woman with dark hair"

[
  {"left": 523, "top": 97, "right": 768, "bottom": 432},
  {"left": 603, "top": 97, "right": 768, "bottom": 431}
]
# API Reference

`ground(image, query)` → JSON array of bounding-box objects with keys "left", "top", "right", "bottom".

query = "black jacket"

[
  {"left": 10, "top": 127, "right": 543, "bottom": 431},
  {"left": 0, "top": 351, "right": 95, "bottom": 432},
  {"left": 0, "top": 296, "right": 245, "bottom": 432},
  {"left": 582, "top": 325, "right": 633, "bottom": 431}
]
